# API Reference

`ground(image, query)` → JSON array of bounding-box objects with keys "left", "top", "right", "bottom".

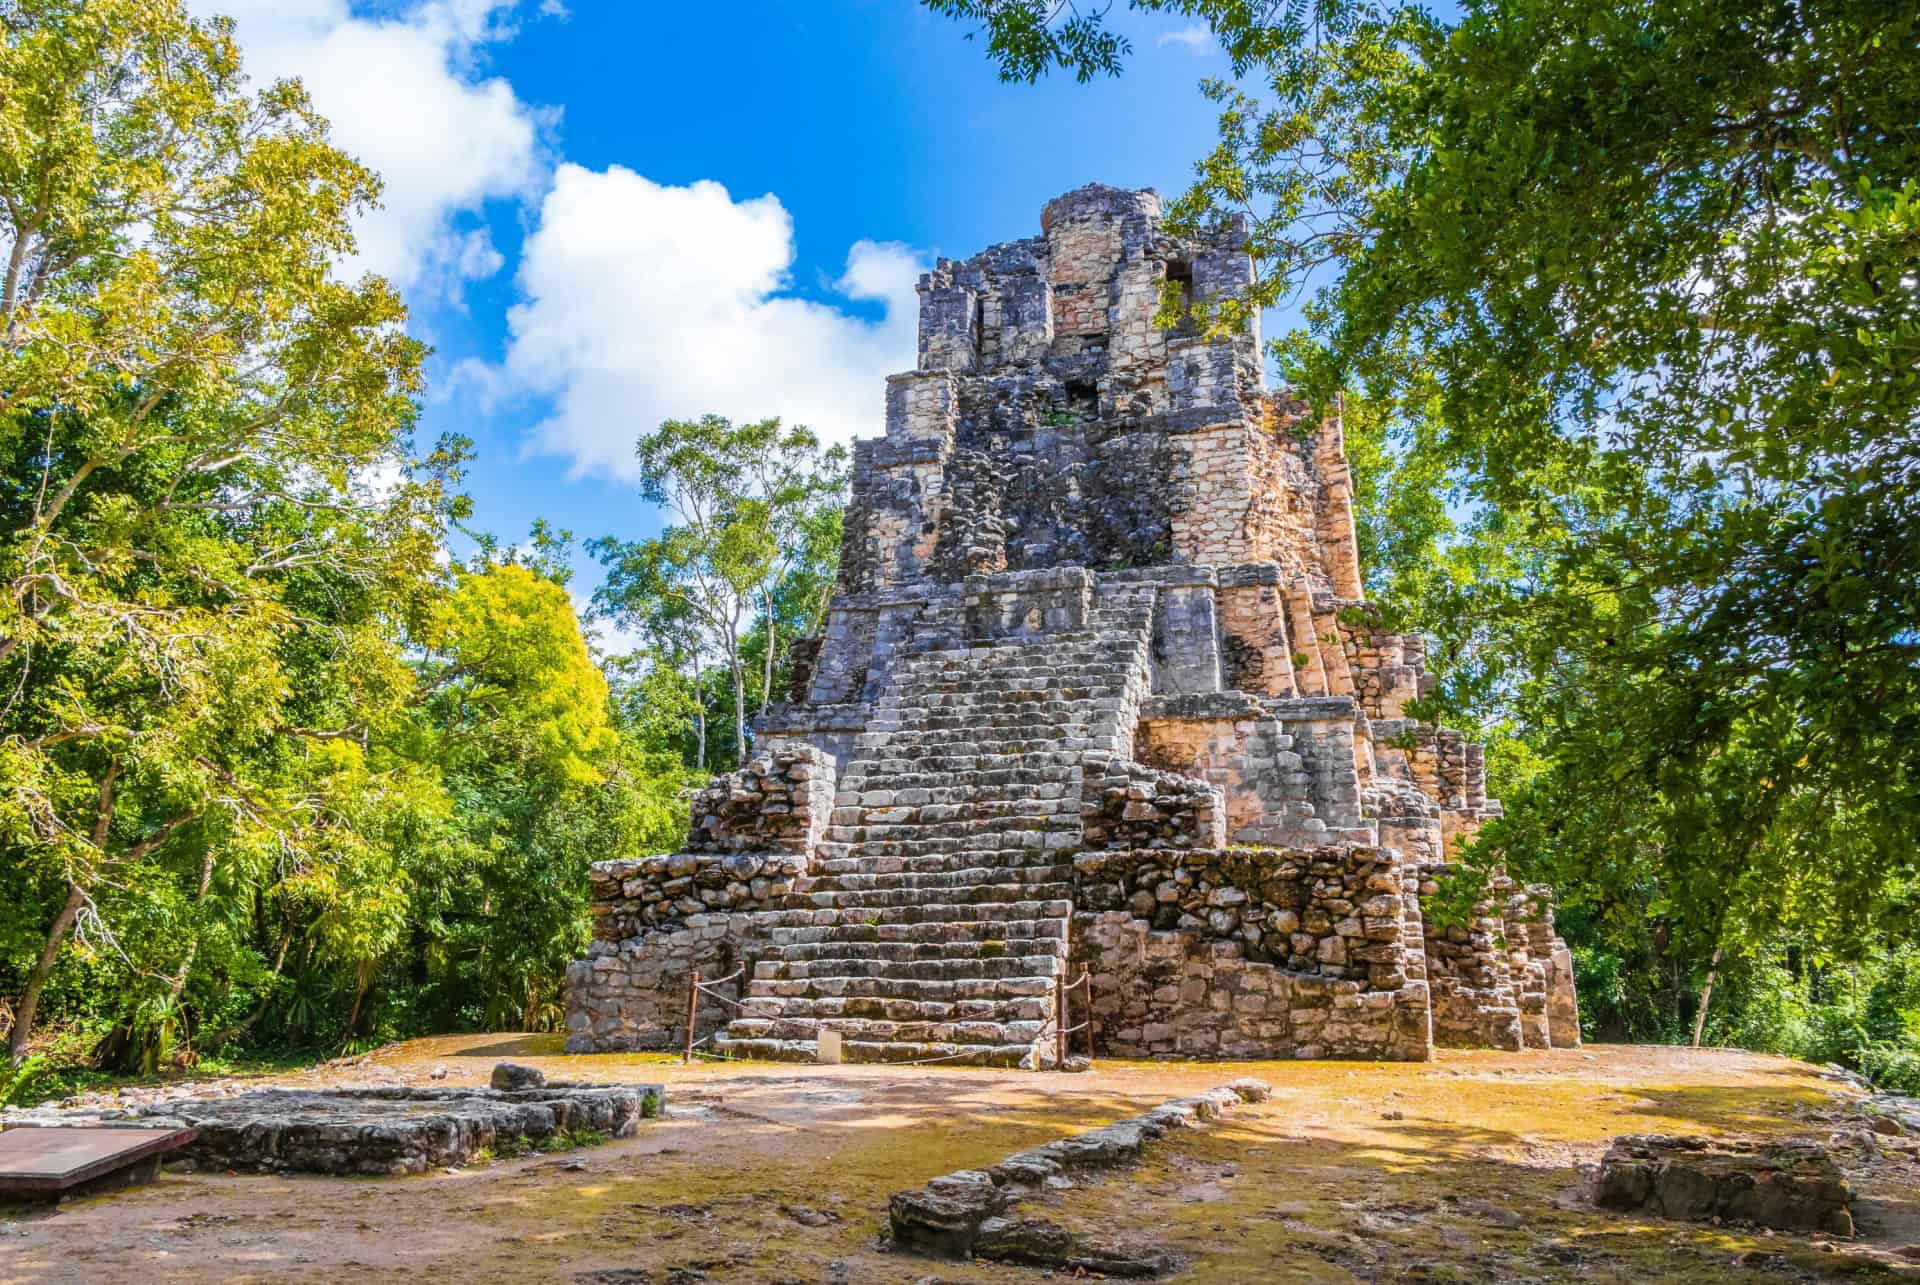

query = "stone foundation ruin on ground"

[
  {"left": 3, "top": 1072, "right": 663, "bottom": 1177},
  {"left": 889, "top": 1077, "right": 1271, "bottom": 1274},
  {"left": 566, "top": 184, "right": 1581, "bottom": 1067}
]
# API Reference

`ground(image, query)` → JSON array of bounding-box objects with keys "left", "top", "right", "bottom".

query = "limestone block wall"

[
  {"left": 1080, "top": 756, "right": 1226, "bottom": 850},
  {"left": 1415, "top": 863, "right": 1526, "bottom": 1051},
  {"left": 838, "top": 372, "right": 956, "bottom": 594},
  {"left": 685, "top": 746, "right": 836, "bottom": 856},
  {"left": 563, "top": 746, "right": 831, "bottom": 1054},
  {"left": 1505, "top": 880, "right": 1583, "bottom": 1049},
  {"left": 1547, "top": 940, "right": 1582, "bottom": 1048},
  {"left": 586, "top": 851, "right": 806, "bottom": 940},
  {"left": 566, "top": 913, "right": 770, "bottom": 1053},
  {"left": 1307, "top": 411, "right": 1364, "bottom": 600},
  {"left": 1149, "top": 575, "right": 1223, "bottom": 695},
  {"left": 1371, "top": 777, "right": 1447, "bottom": 869},
  {"left": 1216, "top": 564, "right": 1298, "bottom": 698},
  {"left": 1070, "top": 845, "right": 1433, "bottom": 1060},
  {"left": 1336, "top": 602, "right": 1430, "bottom": 721},
  {"left": 962, "top": 566, "right": 1091, "bottom": 640},
  {"left": 1166, "top": 336, "right": 1244, "bottom": 414},
  {"left": 1136, "top": 693, "right": 1376, "bottom": 848},
  {"left": 1374, "top": 718, "right": 1493, "bottom": 853},
  {"left": 1502, "top": 884, "right": 1553, "bottom": 1049},
  {"left": 757, "top": 703, "right": 869, "bottom": 776}
]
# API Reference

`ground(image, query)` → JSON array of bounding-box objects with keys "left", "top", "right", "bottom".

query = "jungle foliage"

[{"left": 0, "top": 0, "right": 831, "bottom": 1089}]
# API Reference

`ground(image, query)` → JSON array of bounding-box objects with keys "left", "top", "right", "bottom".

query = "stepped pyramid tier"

[{"left": 565, "top": 185, "right": 1580, "bottom": 1066}]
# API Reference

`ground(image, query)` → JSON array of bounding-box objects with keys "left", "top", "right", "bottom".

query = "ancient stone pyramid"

[{"left": 566, "top": 185, "right": 1580, "bottom": 1067}]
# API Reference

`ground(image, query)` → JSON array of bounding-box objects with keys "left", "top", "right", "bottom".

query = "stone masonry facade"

[{"left": 566, "top": 185, "right": 1580, "bottom": 1066}]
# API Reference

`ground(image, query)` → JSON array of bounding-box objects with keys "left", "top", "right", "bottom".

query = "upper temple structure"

[{"left": 565, "top": 184, "right": 1580, "bottom": 1066}]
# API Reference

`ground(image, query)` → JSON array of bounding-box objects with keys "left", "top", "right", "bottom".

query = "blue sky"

[{"left": 211, "top": 1, "right": 1243, "bottom": 631}]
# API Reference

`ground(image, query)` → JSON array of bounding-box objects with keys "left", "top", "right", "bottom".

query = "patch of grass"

[{"left": 490, "top": 1126, "right": 610, "bottom": 1162}]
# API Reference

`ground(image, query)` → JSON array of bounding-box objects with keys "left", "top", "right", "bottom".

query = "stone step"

[
  {"left": 762, "top": 900, "right": 1069, "bottom": 933},
  {"left": 851, "top": 752, "right": 1089, "bottom": 776},
  {"left": 823, "top": 836, "right": 1079, "bottom": 861},
  {"left": 838, "top": 834, "right": 1079, "bottom": 859},
  {"left": 753, "top": 953, "right": 1065, "bottom": 982},
  {"left": 720, "top": 1015, "right": 1051, "bottom": 1045},
  {"left": 744, "top": 977, "right": 1055, "bottom": 1010},
  {"left": 855, "top": 730, "right": 1104, "bottom": 750},
  {"left": 767, "top": 915, "right": 1067, "bottom": 948},
  {"left": 904, "top": 707, "right": 1112, "bottom": 729},
  {"left": 707, "top": 1035, "right": 1044, "bottom": 1068},
  {"left": 781, "top": 881, "right": 1073, "bottom": 912},
  {"left": 771, "top": 938, "right": 1065, "bottom": 965},
  {"left": 890, "top": 692, "right": 1106, "bottom": 711},
  {"left": 823, "top": 820, "right": 1080, "bottom": 848},
  {"left": 835, "top": 778, "right": 1079, "bottom": 801},
  {"left": 772, "top": 900, "right": 1071, "bottom": 930},
  {"left": 737, "top": 990, "right": 1054, "bottom": 1023},
  {"left": 802, "top": 863, "right": 1072, "bottom": 892},
  {"left": 815, "top": 848, "right": 1069, "bottom": 873},
  {"left": 836, "top": 769, "right": 1081, "bottom": 795},
  {"left": 749, "top": 967, "right": 1058, "bottom": 996},
  {"left": 828, "top": 797, "right": 1083, "bottom": 824}
]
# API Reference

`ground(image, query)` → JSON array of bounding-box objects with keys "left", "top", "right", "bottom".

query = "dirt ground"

[{"left": 1, "top": 1036, "right": 1916, "bottom": 1283}]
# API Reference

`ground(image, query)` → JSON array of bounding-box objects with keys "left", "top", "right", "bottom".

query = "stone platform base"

[
  {"left": 1596, "top": 1133, "right": 1855, "bottom": 1235},
  {"left": 8, "top": 1081, "right": 663, "bottom": 1177}
]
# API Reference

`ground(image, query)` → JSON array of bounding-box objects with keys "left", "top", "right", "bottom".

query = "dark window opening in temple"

[
  {"left": 1064, "top": 378, "right": 1098, "bottom": 419},
  {"left": 1165, "top": 257, "right": 1198, "bottom": 335}
]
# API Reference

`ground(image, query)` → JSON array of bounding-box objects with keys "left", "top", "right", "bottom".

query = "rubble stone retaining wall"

[
  {"left": 685, "top": 746, "right": 835, "bottom": 855},
  {"left": 1070, "top": 846, "right": 1432, "bottom": 1060},
  {"left": 567, "top": 912, "right": 771, "bottom": 1053}
]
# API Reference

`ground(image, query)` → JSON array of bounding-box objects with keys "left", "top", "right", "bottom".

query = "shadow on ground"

[{"left": 1, "top": 1040, "right": 1910, "bottom": 1284}]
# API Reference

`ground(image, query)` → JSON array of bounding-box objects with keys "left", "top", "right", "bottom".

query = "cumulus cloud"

[
  {"left": 206, "top": 0, "right": 550, "bottom": 297},
  {"left": 1156, "top": 23, "right": 1214, "bottom": 52},
  {"left": 491, "top": 164, "right": 926, "bottom": 480}
]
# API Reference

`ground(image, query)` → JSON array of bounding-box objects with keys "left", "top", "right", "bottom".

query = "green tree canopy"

[
  {"left": 0, "top": 0, "right": 450, "bottom": 1064},
  {"left": 591, "top": 415, "right": 846, "bottom": 768}
]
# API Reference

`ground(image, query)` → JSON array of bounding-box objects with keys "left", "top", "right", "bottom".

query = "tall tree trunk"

[
  {"left": 157, "top": 849, "right": 218, "bottom": 1050},
  {"left": 10, "top": 883, "right": 84, "bottom": 1067},
  {"left": 731, "top": 659, "right": 746, "bottom": 764},
  {"left": 725, "top": 630, "right": 746, "bottom": 764},
  {"left": 1691, "top": 947, "right": 1723, "bottom": 1048},
  {"left": 345, "top": 959, "right": 375, "bottom": 1037},
  {"left": 691, "top": 644, "right": 707, "bottom": 772},
  {"left": 760, "top": 584, "right": 776, "bottom": 717}
]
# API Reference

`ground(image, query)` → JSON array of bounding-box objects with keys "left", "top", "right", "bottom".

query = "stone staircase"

[{"left": 713, "top": 598, "right": 1154, "bottom": 1066}]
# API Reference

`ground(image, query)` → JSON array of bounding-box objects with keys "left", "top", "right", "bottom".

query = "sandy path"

[{"left": 0, "top": 1037, "right": 1911, "bottom": 1283}]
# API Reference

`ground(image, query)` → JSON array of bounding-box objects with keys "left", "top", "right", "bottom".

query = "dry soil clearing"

[{"left": 1, "top": 1038, "right": 1916, "bottom": 1283}]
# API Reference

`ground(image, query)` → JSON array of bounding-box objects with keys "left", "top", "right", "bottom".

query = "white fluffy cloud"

[
  {"left": 206, "top": 0, "right": 549, "bottom": 297},
  {"left": 494, "top": 164, "right": 925, "bottom": 480},
  {"left": 1156, "top": 23, "right": 1214, "bottom": 53}
]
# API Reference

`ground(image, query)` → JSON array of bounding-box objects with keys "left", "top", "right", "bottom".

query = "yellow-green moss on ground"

[{"left": 0, "top": 1037, "right": 1910, "bottom": 1283}]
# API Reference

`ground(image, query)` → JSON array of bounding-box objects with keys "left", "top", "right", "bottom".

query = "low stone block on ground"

[
  {"left": 5, "top": 1077, "right": 663, "bottom": 1177},
  {"left": 1596, "top": 1133, "right": 1855, "bottom": 1235}
]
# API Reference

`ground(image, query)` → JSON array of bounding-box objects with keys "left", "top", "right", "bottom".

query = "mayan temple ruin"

[{"left": 565, "top": 184, "right": 1580, "bottom": 1067}]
